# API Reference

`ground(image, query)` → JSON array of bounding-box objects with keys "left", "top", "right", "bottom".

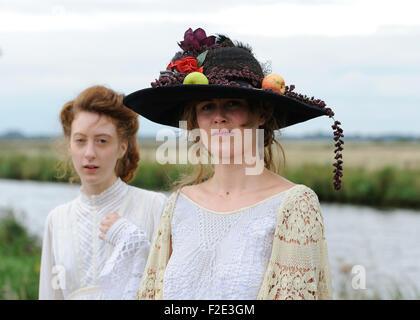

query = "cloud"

[
  {"left": 2, "top": 0, "right": 420, "bottom": 36},
  {"left": 0, "top": 0, "right": 347, "bottom": 15},
  {"left": 1, "top": 0, "right": 420, "bottom": 136}
]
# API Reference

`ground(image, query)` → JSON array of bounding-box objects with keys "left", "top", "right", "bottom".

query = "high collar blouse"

[{"left": 39, "top": 178, "right": 167, "bottom": 300}]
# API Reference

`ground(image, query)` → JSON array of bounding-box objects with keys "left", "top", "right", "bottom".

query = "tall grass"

[
  {"left": 0, "top": 210, "right": 41, "bottom": 300},
  {"left": 0, "top": 155, "right": 60, "bottom": 181},
  {"left": 1, "top": 155, "right": 420, "bottom": 209},
  {"left": 285, "top": 165, "right": 420, "bottom": 209}
]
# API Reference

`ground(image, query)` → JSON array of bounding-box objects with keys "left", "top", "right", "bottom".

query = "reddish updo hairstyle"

[{"left": 58, "top": 85, "right": 140, "bottom": 183}]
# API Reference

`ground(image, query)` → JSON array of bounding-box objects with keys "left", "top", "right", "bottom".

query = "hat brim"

[{"left": 123, "top": 84, "right": 329, "bottom": 129}]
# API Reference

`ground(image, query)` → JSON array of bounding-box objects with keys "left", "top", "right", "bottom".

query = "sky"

[{"left": 1, "top": 0, "right": 420, "bottom": 138}]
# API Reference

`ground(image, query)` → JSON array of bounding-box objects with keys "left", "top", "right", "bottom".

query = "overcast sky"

[{"left": 1, "top": 0, "right": 420, "bottom": 137}]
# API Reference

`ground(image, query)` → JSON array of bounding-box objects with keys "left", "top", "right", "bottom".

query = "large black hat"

[{"left": 123, "top": 28, "right": 344, "bottom": 190}]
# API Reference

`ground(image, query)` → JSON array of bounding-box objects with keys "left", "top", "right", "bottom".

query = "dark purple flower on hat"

[{"left": 178, "top": 28, "right": 216, "bottom": 52}]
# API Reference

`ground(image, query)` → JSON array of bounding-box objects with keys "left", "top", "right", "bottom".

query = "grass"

[
  {"left": 1, "top": 153, "right": 420, "bottom": 209},
  {"left": 0, "top": 210, "right": 41, "bottom": 300},
  {"left": 0, "top": 155, "right": 60, "bottom": 181},
  {"left": 3, "top": 138, "right": 420, "bottom": 170},
  {"left": 286, "top": 165, "right": 420, "bottom": 209}
]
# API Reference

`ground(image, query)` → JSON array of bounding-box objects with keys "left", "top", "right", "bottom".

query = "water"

[
  {"left": 0, "top": 179, "right": 80, "bottom": 238},
  {"left": 1, "top": 178, "right": 419, "bottom": 300}
]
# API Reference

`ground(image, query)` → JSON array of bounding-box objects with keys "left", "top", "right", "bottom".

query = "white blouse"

[
  {"left": 162, "top": 192, "right": 286, "bottom": 300},
  {"left": 38, "top": 178, "right": 167, "bottom": 300}
]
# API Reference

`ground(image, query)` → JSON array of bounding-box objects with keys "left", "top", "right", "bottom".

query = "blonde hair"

[{"left": 56, "top": 85, "right": 140, "bottom": 183}]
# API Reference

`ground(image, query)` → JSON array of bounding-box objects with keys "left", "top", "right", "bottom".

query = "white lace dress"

[
  {"left": 162, "top": 192, "right": 286, "bottom": 299},
  {"left": 38, "top": 178, "right": 167, "bottom": 300}
]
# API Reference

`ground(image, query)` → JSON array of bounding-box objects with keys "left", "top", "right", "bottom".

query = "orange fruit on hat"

[{"left": 262, "top": 74, "right": 286, "bottom": 95}]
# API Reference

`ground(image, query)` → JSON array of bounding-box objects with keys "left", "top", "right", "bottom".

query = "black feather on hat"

[{"left": 123, "top": 28, "right": 344, "bottom": 190}]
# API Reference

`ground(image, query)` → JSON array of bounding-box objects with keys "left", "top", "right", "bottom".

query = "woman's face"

[
  {"left": 195, "top": 98, "right": 264, "bottom": 163},
  {"left": 69, "top": 111, "right": 127, "bottom": 194}
]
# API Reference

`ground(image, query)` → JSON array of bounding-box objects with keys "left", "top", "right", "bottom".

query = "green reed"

[
  {"left": 1, "top": 155, "right": 420, "bottom": 209},
  {"left": 0, "top": 210, "right": 41, "bottom": 300}
]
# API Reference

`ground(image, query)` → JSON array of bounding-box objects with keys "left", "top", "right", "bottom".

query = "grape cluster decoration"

[
  {"left": 151, "top": 71, "right": 186, "bottom": 88},
  {"left": 285, "top": 85, "right": 344, "bottom": 190},
  {"left": 206, "top": 66, "right": 262, "bottom": 87}
]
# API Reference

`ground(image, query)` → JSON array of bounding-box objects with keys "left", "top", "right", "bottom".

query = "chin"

[
  {"left": 208, "top": 142, "right": 244, "bottom": 164},
  {"left": 80, "top": 176, "right": 100, "bottom": 186},
  {"left": 79, "top": 170, "right": 104, "bottom": 182}
]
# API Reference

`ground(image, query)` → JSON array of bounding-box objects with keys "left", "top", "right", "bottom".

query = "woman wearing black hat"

[{"left": 120, "top": 28, "right": 342, "bottom": 299}]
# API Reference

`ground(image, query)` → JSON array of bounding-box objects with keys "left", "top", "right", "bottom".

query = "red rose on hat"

[{"left": 166, "top": 57, "right": 204, "bottom": 74}]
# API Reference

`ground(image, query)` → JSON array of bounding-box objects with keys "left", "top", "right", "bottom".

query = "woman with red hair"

[{"left": 39, "top": 85, "right": 166, "bottom": 300}]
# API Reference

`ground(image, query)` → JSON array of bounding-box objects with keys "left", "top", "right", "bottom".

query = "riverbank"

[{"left": 1, "top": 154, "right": 420, "bottom": 209}]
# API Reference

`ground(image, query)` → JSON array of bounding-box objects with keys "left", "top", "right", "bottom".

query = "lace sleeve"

[
  {"left": 98, "top": 217, "right": 150, "bottom": 300},
  {"left": 136, "top": 190, "right": 180, "bottom": 300},
  {"left": 258, "top": 185, "right": 333, "bottom": 300}
]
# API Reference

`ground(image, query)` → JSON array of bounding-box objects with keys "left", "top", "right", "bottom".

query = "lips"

[
  {"left": 83, "top": 164, "right": 99, "bottom": 173},
  {"left": 83, "top": 164, "right": 99, "bottom": 169},
  {"left": 211, "top": 128, "right": 233, "bottom": 136}
]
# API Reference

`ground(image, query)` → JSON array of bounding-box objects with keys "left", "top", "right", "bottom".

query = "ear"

[
  {"left": 118, "top": 140, "right": 128, "bottom": 159},
  {"left": 258, "top": 113, "right": 266, "bottom": 127}
]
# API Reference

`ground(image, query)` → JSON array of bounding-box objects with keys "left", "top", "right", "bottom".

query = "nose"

[
  {"left": 84, "top": 140, "right": 96, "bottom": 160},
  {"left": 213, "top": 105, "right": 227, "bottom": 124}
]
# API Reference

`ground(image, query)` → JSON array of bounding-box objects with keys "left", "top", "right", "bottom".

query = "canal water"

[{"left": 1, "top": 178, "right": 419, "bottom": 299}]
